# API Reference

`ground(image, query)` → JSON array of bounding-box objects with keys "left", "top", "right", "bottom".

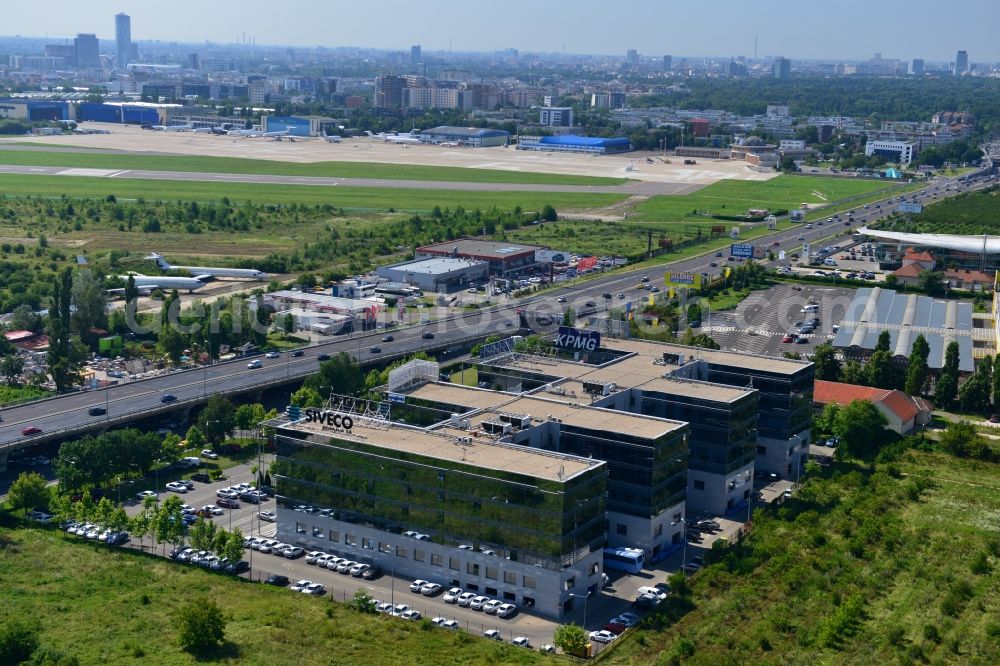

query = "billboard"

[
  {"left": 535, "top": 249, "right": 569, "bottom": 263},
  {"left": 576, "top": 256, "right": 599, "bottom": 271},
  {"left": 554, "top": 326, "right": 601, "bottom": 351},
  {"left": 730, "top": 243, "right": 754, "bottom": 258},
  {"left": 665, "top": 272, "right": 702, "bottom": 288},
  {"left": 897, "top": 202, "right": 923, "bottom": 214}
]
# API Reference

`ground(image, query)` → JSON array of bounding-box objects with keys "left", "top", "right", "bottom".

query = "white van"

[{"left": 823, "top": 258, "right": 838, "bottom": 266}]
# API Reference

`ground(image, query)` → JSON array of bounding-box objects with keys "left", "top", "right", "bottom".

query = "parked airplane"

[
  {"left": 164, "top": 124, "right": 192, "bottom": 132},
  {"left": 192, "top": 127, "right": 214, "bottom": 134},
  {"left": 146, "top": 253, "right": 267, "bottom": 280},
  {"left": 109, "top": 274, "right": 206, "bottom": 295},
  {"left": 322, "top": 130, "right": 341, "bottom": 143}
]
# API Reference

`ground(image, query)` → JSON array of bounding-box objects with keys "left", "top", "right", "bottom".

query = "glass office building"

[{"left": 273, "top": 418, "right": 606, "bottom": 619}]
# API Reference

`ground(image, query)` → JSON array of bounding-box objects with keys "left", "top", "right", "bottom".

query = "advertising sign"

[
  {"left": 535, "top": 250, "right": 569, "bottom": 263},
  {"left": 554, "top": 326, "right": 601, "bottom": 351},
  {"left": 897, "top": 202, "right": 923, "bottom": 214},
  {"left": 730, "top": 243, "right": 754, "bottom": 258},
  {"left": 304, "top": 408, "right": 354, "bottom": 432}
]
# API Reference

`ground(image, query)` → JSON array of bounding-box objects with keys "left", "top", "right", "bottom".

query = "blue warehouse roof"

[{"left": 537, "top": 134, "right": 631, "bottom": 148}]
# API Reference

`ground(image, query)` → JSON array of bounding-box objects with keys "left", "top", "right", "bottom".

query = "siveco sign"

[
  {"left": 304, "top": 408, "right": 354, "bottom": 432},
  {"left": 554, "top": 326, "right": 601, "bottom": 351}
]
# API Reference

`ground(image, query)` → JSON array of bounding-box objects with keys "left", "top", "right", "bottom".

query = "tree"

[
  {"left": 47, "top": 267, "right": 83, "bottom": 392},
  {"left": 875, "top": 330, "right": 891, "bottom": 353},
  {"left": 866, "top": 349, "right": 903, "bottom": 390},
  {"left": 905, "top": 334, "right": 931, "bottom": 396},
  {"left": 124, "top": 275, "right": 139, "bottom": 307},
  {"left": 6, "top": 471, "right": 50, "bottom": 514},
  {"left": 154, "top": 495, "right": 187, "bottom": 554},
  {"left": 938, "top": 420, "right": 981, "bottom": 456},
  {"left": 290, "top": 386, "right": 323, "bottom": 408},
  {"left": 0, "top": 354, "right": 24, "bottom": 386},
  {"left": 176, "top": 598, "right": 225, "bottom": 654},
  {"left": 349, "top": 588, "right": 378, "bottom": 614},
  {"left": 234, "top": 403, "right": 265, "bottom": 443},
  {"left": 8, "top": 304, "right": 43, "bottom": 334},
  {"left": 70, "top": 271, "right": 108, "bottom": 343},
  {"left": 185, "top": 425, "right": 207, "bottom": 451},
  {"left": 936, "top": 341, "right": 961, "bottom": 408},
  {"left": 539, "top": 204, "right": 557, "bottom": 222},
  {"left": 562, "top": 307, "right": 576, "bottom": 326},
  {"left": 199, "top": 395, "right": 235, "bottom": 446},
  {"left": 189, "top": 516, "right": 218, "bottom": 551},
  {"left": 304, "top": 352, "right": 362, "bottom": 398},
  {"left": 158, "top": 323, "right": 185, "bottom": 366},
  {"left": 0, "top": 618, "right": 39, "bottom": 665},
  {"left": 811, "top": 342, "right": 842, "bottom": 381},
  {"left": 918, "top": 270, "right": 946, "bottom": 297},
  {"left": 221, "top": 527, "right": 244, "bottom": 565},
  {"left": 959, "top": 371, "right": 991, "bottom": 414},
  {"left": 992, "top": 353, "right": 1000, "bottom": 413},
  {"left": 814, "top": 402, "right": 842, "bottom": 438},
  {"left": 553, "top": 623, "right": 588, "bottom": 656},
  {"left": 841, "top": 360, "right": 866, "bottom": 386},
  {"left": 833, "top": 399, "right": 889, "bottom": 458}
]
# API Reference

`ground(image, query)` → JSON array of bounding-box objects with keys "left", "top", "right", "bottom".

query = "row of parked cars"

[
  {"left": 247, "top": 537, "right": 303, "bottom": 559},
  {"left": 63, "top": 520, "right": 130, "bottom": 545},
  {"left": 304, "top": 550, "right": 383, "bottom": 579},
  {"left": 168, "top": 546, "right": 249, "bottom": 574},
  {"left": 434, "top": 583, "right": 519, "bottom": 619}
]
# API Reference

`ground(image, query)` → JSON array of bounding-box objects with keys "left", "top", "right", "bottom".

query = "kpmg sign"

[
  {"left": 304, "top": 408, "right": 354, "bottom": 432},
  {"left": 555, "top": 326, "right": 601, "bottom": 351}
]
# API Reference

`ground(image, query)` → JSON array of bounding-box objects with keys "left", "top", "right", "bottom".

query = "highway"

[{"left": 0, "top": 170, "right": 992, "bottom": 465}]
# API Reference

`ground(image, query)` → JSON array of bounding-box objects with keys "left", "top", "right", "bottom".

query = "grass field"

[
  {"left": 0, "top": 148, "right": 627, "bottom": 186},
  {"left": 0, "top": 173, "right": 625, "bottom": 212},
  {"left": 0, "top": 526, "right": 550, "bottom": 665},
  {"left": 604, "top": 446, "right": 1000, "bottom": 665},
  {"left": 632, "top": 175, "right": 901, "bottom": 223}
]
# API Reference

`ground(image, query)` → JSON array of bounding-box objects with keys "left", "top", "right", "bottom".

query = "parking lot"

[{"left": 707, "top": 283, "right": 856, "bottom": 355}]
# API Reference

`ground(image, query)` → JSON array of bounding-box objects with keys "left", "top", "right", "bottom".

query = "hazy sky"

[{"left": 9, "top": 0, "right": 998, "bottom": 63}]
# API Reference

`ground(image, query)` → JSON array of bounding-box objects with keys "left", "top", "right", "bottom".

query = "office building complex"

[
  {"left": 411, "top": 45, "right": 421, "bottom": 65},
  {"left": 773, "top": 57, "right": 791, "bottom": 79},
  {"left": 911, "top": 58, "right": 924, "bottom": 76},
  {"left": 115, "top": 12, "right": 131, "bottom": 71},
  {"left": 864, "top": 139, "right": 915, "bottom": 166},
  {"left": 955, "top": 50, "right": 968, "bottom": 75},
  {"left": 73, "top": 34, "right": 100, "bottom": 69},
  {"left": 539, "top": 106, "right": 573, "bottom": 127},
  {"left": 272, "top": 398, "right": 609, "bottom": 619}
]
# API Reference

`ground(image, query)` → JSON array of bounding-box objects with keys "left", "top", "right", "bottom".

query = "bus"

[{"left": 603, "top": 547, "right": 645, "bottom": 574}]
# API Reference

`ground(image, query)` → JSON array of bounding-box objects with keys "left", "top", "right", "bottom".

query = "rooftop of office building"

[{"left": 285, "top": 417, "right": 602, "bottom": 483}]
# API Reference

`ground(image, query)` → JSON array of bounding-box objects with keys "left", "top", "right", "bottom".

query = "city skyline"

[{"left": 5, "top": 0, "right": 999, "bottom": 63}]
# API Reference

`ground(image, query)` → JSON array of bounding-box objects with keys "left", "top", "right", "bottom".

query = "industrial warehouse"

[{"left": 272, "top": 334, "right": 814, "bottom": 619}]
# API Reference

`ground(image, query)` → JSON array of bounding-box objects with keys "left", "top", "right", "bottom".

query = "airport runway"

[{"left": 0, "top": 163, "right": 698, "bottom": 195}]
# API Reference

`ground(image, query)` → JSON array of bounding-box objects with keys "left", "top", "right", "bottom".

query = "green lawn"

[
  {"left": 0, "top": 526, "right": 551, "bottom": 665},
  {"left": 0, "top": 148, "right": 626, "bottom": 186},
  {"left": 0, "top": 173, "right": 625, "bottom": 212},
  {"left": 633, "top": 175, "right": 900, "bottom": 222}
]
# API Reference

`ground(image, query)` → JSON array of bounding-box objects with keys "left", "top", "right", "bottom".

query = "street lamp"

[
  {"left": 568, "top": 591, "right": 590, "bottom": 629},
  {"left": 672, "top": 517, "right": 689, "bottom": 570},
  {"left": 388, "top": 544, "right": 396, "bottom": 609}
]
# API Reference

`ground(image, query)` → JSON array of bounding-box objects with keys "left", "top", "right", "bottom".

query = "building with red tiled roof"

[
  {"left": 891, "top": 262, "right": 925, "bottom": 285},
  {"left": 902, "top": 248, "right": 936, "bottom": 267},
  {"left": 943, "top": 268, "right": 994, "bottom": 292},
  {"left": 813, "top": 380, "right": 932, "bottom": 434}
]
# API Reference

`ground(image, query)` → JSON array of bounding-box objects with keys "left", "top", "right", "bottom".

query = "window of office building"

[
  {"left": 345, "top": 534, "right": 357, "bottom": 546},
  {"left": 431, "top": 553, "right": 443, "bottom": 567},
  {"left": 412, "top": 549, "right": 424, "bottom": 562},
  {"left": 467, "top": 562, "right": 480, "bottom": 576},
  {"left": 503, "top": 571, "right": 517, "bottom": 585},
  {"left": 756, "top": 445, "right": 767, "bottom": 455},
  {"left": 312, "top": 526, "right": 322, "bottom": 537},
  {"left": 654, "top": 523, "right": 663, "bottom": 537},
  {"left": 379, "top": 542, "right": 392, "bottom": 554},
  {"left": 449, "top": 557, "right": 460, "bottom": 571},
  {"left": 328, "top": 530, "right": 339, "bottom": 543},
  {"left": 399, "top": 546, "right": 410, "bottom": 559},
  {"left": 296, "top": 522, "right": 306, "bottom": 535},
  {"left": 523, "top": 575, "right": 537, "bottom": 589},
  {"left": 693, "top": 480, "right": 705, "bottom": 490},
  {"left": 564, "top": 577, "right": 576, "bottom": 591},
  {"left": 485, "top": 566, "right": 498, "bottom": 580},
  {"left": 362, "top": 537, "right": 374, "bottom": 550}
]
